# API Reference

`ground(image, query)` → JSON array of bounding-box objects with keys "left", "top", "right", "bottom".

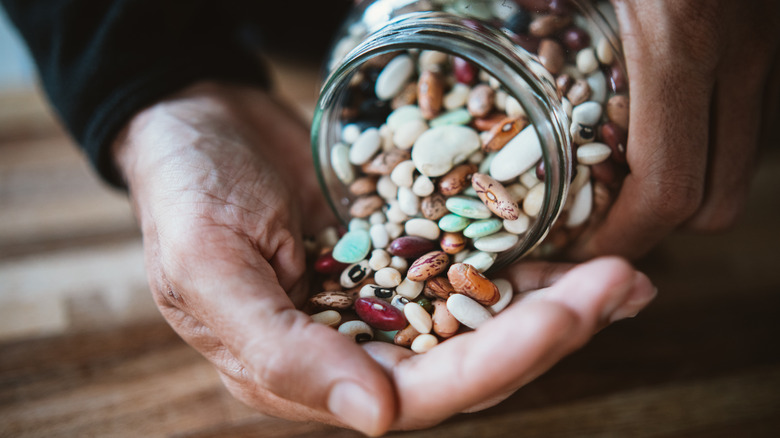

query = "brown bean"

[
  {"left": 538, "top": 39, "right": 565, "bottom": 75},
  {"left": 556, "top": 74, "right": 573, "bottom": 97},
  {"left": 361, "top": 149, "right": 410, "bottom": 175},
  {"left": 349, "top": 176, "right": 378, "bottom": 196},
  {"left": 472, "top": 113, "right": 507, "bottom": 132},
  {"left": 420, "top": 192, "right": 448, "bottom": 220},
  {"left": 467, "top": 84, "right": 495, "bottom": 118},
  {"left": 483, "top": 116, "right": 529, "bottom": 152},
  {"left": 309, "top": 291, "right": 353, "bottom": 310},
  {"left": 418, "top": 70, "right": 444, "bottom": 119},
  {"left": 424, "top": 276, "right": 455, "bottom": 300},
  {"left": 432, "top": 299, "right": 460, "bottom": 338},
  {"left": 407, "top": 251, "right": 450, "bottom": 282},
  {"left": 529, "top": 14, "right": 572, "bottom": 38},
  {"left": 606, "top": 95, "right": 630, "bottom": 131},
  {"left": 592, "top": 181, "right": 613, "bottom": 216},
  {"left": 349, "top": 195, "right": 384, "bottom": 218},
  {"left": 447, "top": 263, "right": 500, "bottom": 306},
  {"left": 392, "top": 82, "right": 418, "bottom": 110},
  {"left": 438, "top": 163, "right": 478, "bottom": 196},
  {"left": 567, "top": 79, "right": 591, "bottom": 106},
  {"left": 394, "top": 324, "right": 420, "bottom": 347}
]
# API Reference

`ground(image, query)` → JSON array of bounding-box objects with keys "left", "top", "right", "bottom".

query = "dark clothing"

[{"left": 1, "top": 1, "right": 351, "bottom": 186}]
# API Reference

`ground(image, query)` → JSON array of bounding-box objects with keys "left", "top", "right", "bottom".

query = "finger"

[
  {"left": 684, "top": 8, "right": 774, "bottom": 230},
  {"left": 573, "top": 1, "right": 715, "bottom": 259},
  {"left": 391, "top": 257, "right": 656, "bottom": 428},
  {"left": 167, "top": 241, "right": 395, "bottom": 436},
  {"left": 497, "top": 260, "right": 575, "bottom": 292}
]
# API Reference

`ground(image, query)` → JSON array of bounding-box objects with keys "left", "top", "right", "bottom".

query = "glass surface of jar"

[{"left": 312, "top": 0, "right": 629, "bottom": 271}]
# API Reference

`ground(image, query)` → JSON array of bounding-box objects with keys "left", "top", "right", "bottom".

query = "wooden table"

[{"left": 1, "top": 57, "right": 779, "bottom": 437}]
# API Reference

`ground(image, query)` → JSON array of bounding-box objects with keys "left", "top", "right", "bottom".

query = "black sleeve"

[{"left": 1, "top": 0, "right": 351, "bottom": 187}]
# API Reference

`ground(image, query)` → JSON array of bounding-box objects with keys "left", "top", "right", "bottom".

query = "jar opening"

[{"left": 313, "top": 12, "right": 571, "bottom": 269}]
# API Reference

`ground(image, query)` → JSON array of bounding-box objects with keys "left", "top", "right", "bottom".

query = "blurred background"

[
  {"left": 1, "top": 4, "right": 779, "bottom": 437},
  {"left": 0, "top": 7, "right": 152, "bottom": 342}
]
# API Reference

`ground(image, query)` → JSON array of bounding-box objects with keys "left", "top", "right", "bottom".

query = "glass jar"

[{"left": 311, "top": 0, "right": 629, "bottom": 271}]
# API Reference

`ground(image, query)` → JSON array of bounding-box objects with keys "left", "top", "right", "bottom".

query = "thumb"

[{"left": 176, "top": 248, "right": 395, "bottom": 436}]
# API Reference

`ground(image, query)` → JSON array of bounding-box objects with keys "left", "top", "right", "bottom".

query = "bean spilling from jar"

[{"left": 307, "top": 6, "right": 629, "bottom": 352}]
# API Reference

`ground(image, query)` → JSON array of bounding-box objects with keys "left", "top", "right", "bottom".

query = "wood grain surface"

[{"left": 1, "top": 56, "right": 779, "bottom": 437}]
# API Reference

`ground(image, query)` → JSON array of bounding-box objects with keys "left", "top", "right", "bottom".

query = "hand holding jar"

[{"left": 572, "top": 0, "right": 780, "bottom": 259}]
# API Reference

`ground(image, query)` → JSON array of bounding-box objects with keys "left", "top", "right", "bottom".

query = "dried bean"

[{"left": 447, "top": 263, "right": 500, "bottom": 306}]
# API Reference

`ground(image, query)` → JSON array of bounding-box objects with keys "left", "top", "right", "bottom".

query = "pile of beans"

[{"left": 306, "top": 3, "right": 629, "bottom": 353}]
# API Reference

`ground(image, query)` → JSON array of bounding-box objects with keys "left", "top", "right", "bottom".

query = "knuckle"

[{"left": 641, "top": 173, "right": 704, "bottom": 225}]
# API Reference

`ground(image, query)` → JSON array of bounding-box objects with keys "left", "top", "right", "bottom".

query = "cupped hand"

[
  {"left": 363, "top": 257, "right": 655, "bottom": 430},
  {"left": 112, "top": 82, "right": 396, "bottom": 435},
  {"left": 112, "top": 82, "right": 656, "bottom": 435},
  {"left": 573, "top": 0, "right": 780, "bottom": 259}
]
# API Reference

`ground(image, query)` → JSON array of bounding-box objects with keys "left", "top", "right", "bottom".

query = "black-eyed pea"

[
  {"left": 340, "top": 260, "right": 372, "bottom": 288},
  {"left": 359, "top": 283, "right": 396, "bottom": 301},
  {"left": 390, "top": 294, "right": 410, "bottom": 311},
  {"left": 338, "top": 320, "right": 374, "bottom": 343}
]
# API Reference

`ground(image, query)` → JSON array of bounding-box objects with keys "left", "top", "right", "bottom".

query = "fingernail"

[
  {"left": 610, "top": 273, "right": 657, "bottom": 322},
  {"left": 328, "top": 381, "right": 382, "bottom": 436}
]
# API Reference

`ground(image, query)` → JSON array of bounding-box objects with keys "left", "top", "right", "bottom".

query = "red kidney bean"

[
  {"left": 535, "top": 160, "right": 545, "bottom": 180},
  {"left": 453, "top": 57, "right": 478, "bottom": 85},
  {"left": 355, "top": 297, "right": 407, "bottom": 331},
  {"left": 600, "top": 122, "right": 627, "bottom": 163},
  {"left": 314, "top": 251, "right": 350, "bottom": 274},
  {"left": 608, "top": 64, "right": 628, "bottom": 93},
  {"left": 560, "top": 26, "right": 591, "bottom": 51},
  {"left": 388, "top": 236, "right": 439, "bottom": 258}
]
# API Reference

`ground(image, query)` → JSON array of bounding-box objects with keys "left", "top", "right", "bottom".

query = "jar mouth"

[{"left": 311, "top": 12, "right": 572, "bottom": 270}]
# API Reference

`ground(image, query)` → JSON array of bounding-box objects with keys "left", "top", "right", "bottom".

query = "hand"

[
  {"left": 113, "top": 82, "right": 656, "bottom": 435},
  {"left": 573, "top": 0, "right": 780, "bottom": 259},
  {"left": 365, "top": 256, "right": 656, "bottom": 429},
  {"left": 112, "top": 82, "right": 397, "bottom": 434}
]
